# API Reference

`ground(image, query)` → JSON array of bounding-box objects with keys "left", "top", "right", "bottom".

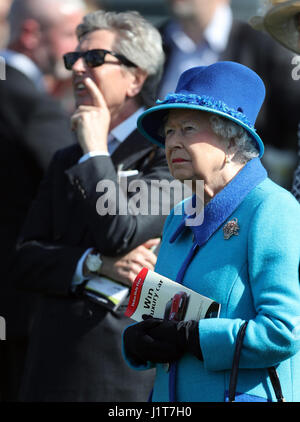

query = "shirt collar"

[
  {"left": 170, "top": 158, "right": 268, "bottom": 247},
  {"left": 166, "top": 3, "right": 232, "bottom": 54},
  {"left": 110, "top": 107, "right": 145, "bottom": 144},
  {"left": 0, "top": 49, "right": 46, "bottom": 91},
  {"left": 204, "top": 4, "right": 233, "bottom": 52}
]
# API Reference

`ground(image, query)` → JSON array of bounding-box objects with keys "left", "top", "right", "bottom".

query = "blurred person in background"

[
  {"left": 159, "top": 0, "right": 300, "bottom": 189},
  {"left": 40, "top": 0, "right": 102, "bottom": 112},
  {"left": 6, "top": 0, "right": 86, "bottom": 84},
  {"left": 0, "top": 0, "right": 85, "bottom": 402},
  {"left": 250, "top": 0, "right": 300, "bottom": 202},
  {"left": 0, "top": 0, "right": 13, "bottom": 48},
  {"left": 5, "top": 0, "right": 87, "bottom": 112}
]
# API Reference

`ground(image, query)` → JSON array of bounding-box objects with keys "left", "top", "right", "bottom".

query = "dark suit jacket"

[
  {"left": 13, "top": 130, "right": 173, "bottom": 401},
  {"left": 159, "top": 19, "right": 300, "bottom": 153},
  {"left": 0, "top": 64, "right": 75, "bottom": 338}
]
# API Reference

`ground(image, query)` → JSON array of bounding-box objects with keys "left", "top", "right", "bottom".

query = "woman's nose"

[{"left": 165, "top": 131, "right": 182, "bottom": 149}]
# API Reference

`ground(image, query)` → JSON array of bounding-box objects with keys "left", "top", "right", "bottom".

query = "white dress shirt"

[{"left": 0, "top": 49, "right": 46, "bottom": 91}]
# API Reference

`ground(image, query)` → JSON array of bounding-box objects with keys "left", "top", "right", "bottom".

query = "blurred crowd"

[{"left": 0, "top": 0, "right": 299, "bottom": 402}]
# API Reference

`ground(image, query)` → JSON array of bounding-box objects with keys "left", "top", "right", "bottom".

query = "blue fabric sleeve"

[{"left": 198, "top": 191, "right": 300, "bottom": 371}]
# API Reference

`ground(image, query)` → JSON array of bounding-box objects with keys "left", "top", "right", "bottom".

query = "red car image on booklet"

[
  {"left": 164, "top": 291, "right": 189, "bottom": 321},
  {"left": 125, "top": 268, "right": 220, "bottom": 322}
]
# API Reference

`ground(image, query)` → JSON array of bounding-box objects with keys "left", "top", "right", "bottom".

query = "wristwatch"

[{"left": 85, "top": 250, "right": 103, "bottom": 275}]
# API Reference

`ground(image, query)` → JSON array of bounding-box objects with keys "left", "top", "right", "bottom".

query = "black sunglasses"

[{"left": 63, "top": 49, "right": 137, "bottom": 70}]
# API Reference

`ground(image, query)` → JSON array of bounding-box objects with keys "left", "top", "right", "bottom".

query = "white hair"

[
  {"left": 209, "top": 115, "right": 260, "bottom": 163},
  {"left": 8, "top": 0, "right": 86, "bottom": 43},
  {"left": 76, "top": 10, "right": 165, "bottom": 107}
]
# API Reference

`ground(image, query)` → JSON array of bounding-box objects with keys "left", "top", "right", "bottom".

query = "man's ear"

[{"left": 126, "top": 68, "right": 148, "bottom": 98}]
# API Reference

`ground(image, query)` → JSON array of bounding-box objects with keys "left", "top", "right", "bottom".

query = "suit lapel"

[
  {"left": 110, "top": 129, "right": 154, "bottom": 171},
  {"left": 54, "top": 144, "right": 85, "bottom": 244},
  {"left": 56, "top": 131, "right": 154, "bottom": 246}
]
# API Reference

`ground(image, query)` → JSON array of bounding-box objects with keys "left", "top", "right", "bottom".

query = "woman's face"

[{"left": 164, "top": 109, "right": 228, "bottom": 185}]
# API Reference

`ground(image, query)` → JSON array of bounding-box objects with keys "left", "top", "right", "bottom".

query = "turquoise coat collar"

[{"left": 170, "top": 158, "right": 267, "bottom": 248}]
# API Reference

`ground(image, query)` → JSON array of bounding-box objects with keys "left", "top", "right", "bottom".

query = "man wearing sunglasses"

[{"left": 12, "top": 11, "right": 171, "bottom": 401}]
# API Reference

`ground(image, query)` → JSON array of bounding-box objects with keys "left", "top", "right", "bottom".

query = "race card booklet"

[
  {"left": 83, "top": 277, "right": 130, "bottom": 312},
  {"left": 125, "top": 268, "right": 220, "bottom": 322}
]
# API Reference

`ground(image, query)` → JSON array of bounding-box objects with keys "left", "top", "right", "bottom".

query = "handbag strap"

[
  {"left": 228, "top": 321, "right": 285, "bottom": 402},
  {"left": 228, "top": 321, "right": 248, "bottom": 401},
  {"left": 267, "top": 367, "right": 286, "bottom": 402}
]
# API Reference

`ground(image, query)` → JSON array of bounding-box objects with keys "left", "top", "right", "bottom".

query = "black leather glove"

[{"left": 123, "top": 315, "right": 203, "bottom": 364}]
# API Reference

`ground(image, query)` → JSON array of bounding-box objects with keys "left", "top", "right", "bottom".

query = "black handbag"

[{"left": 227, "top": 321, "right": 286, "bottom": 402}]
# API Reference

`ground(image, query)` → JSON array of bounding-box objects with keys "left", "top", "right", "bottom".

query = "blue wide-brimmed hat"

[{"left": 137, "top": 61, "right": 266, "bottom": 157}]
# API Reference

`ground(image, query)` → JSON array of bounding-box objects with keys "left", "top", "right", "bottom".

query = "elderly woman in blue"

[{"left": 123, "top": 62, "right": 300, "bottom": 402}]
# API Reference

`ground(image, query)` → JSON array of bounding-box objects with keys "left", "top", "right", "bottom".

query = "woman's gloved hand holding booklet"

[{"left": 125, "top": 268, "right": 220, "bottom": 322}]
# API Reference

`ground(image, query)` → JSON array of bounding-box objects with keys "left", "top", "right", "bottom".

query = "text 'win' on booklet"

[{"left": 125, "top": 268, "right": 220, "bottom": 322}]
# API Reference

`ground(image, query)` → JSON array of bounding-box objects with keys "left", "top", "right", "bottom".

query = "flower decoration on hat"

[{"left": 156, "top": 93, "right": 255, "bottom": 131}]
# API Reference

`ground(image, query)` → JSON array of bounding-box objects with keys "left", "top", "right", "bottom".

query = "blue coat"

[{"left": 124, "top": 159, "right": 300, "bottom": 402}]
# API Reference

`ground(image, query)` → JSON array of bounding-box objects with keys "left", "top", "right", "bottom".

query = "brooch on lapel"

[{"left": 223, "top": 218, "right": 240, "bottom": 240}]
